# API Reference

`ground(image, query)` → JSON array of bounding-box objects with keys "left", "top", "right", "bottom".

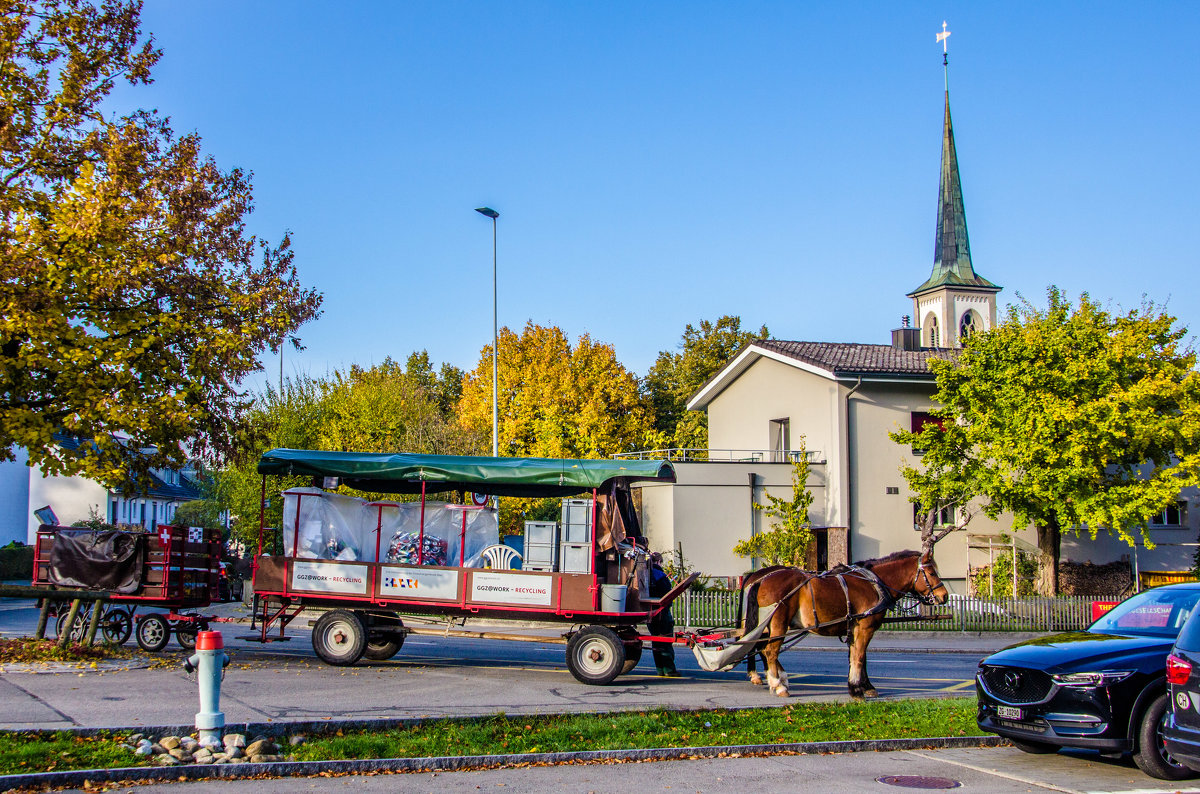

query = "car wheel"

[
  {"left": 1008, "top": 737, "right": 1058, "bottom": 754},
  {"left": 1134, "top": 692, "right": 1195, "bottom": 780}
]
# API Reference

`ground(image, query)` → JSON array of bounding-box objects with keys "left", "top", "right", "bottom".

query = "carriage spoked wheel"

[
  {"left": 135, "top": 614, "right": 171, "bottom": 652},
  {"left": 99, "top": 607, "right": 133, "bottom": 646},
  {"left": 566, "top": 626, "right": 626, "bottom": 685},
  {"left": 55, "top": 607, "right": 89, "bottom": 644},
  {"left": 55, "top": 605, "right": 133, "bottom": 646},
  {"left": 312, "top": 610, "right": 367, "bottom": 666}
]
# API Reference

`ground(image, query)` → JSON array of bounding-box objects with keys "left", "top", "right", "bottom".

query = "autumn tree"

[
  {"left": 0, "top": 1, "right": 322, "bottom": 488},
  {"left": 214, "top": 360, "right": 481, "bottom": 547},
  {"left": 892, "top": 288, "right": 1200, "bottom": 595},
  {"left": 733, "top": 438, "right": 814, "bottom": 566},
  {"left": 405, "top": 350, "right": 464, "bottom": 419},
  {"left": 644, "top": 316, "right": 768, "bottom": 450},
  {"left": 457, "top": 322, "right": 651, "bottom": 459}
]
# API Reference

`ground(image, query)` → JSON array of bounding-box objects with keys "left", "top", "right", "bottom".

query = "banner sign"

[
  {"left": 291, "top": 561, "right": 368, "bottom": 595},
  {"left": 471, "top": 571, "right": 553, "bottom": 606},
  {"left": 378, "top": 566, "right": 460, "bottom": 601}
]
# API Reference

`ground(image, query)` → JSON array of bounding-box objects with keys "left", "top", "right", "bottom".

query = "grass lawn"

[{"left": 0, "top": 698, "right": 985, "bottom": 775}]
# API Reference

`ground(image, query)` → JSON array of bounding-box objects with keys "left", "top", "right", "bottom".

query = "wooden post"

[
  {"left": 57, "top": 598, "right": 83, "bottom": 648},
  {"left": 34, "top": 599, "right": 51, "bottom": 640},
  {"left": 84, "top": 600, "right": 104, "bottom": 645}
]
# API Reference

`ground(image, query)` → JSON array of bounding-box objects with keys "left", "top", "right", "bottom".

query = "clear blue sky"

[{"left": 116, "top": 3, "right": 1200, "bottom": 386}]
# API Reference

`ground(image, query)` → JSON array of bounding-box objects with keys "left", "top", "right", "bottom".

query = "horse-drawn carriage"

[
  {"left": 30, "top": 523, "right": 225, "bottom": 650},
  {"left": 246, "top": 449, "right": 695, "bottom": 684}
]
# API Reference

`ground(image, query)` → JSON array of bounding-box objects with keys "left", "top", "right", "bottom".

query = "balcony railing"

[{"left": 613, "top": 448, "right": 825, "bottom": 464}]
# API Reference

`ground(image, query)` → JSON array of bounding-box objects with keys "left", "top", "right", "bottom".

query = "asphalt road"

[
  {"left": 49, "top": 747, "right": 1200, "bottom": 794},
  {"left": 1, "top": 597, "right": 988, "bottom": 730}
]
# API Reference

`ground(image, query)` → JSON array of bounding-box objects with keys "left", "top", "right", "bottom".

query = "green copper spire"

[{"left": 909, "top": 39, "right": 998, "bottom": 297}]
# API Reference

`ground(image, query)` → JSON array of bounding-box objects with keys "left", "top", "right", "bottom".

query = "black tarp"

[{"left": 48, "top": 529, "right": 145, "bottom": 593}]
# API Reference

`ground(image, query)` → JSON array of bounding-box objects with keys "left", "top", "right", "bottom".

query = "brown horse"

[{"left": 740, "top": 549, "right": 948, "bottom": 698}]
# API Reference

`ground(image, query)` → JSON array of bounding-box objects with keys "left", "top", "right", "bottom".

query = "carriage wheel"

[
  {"left": 363, "top": 633, "right": 405, "bottom": 661},
  {"left": 620, "top": 637, "right": 643, "bottom": 674},
  {"left": 100, "top": 607, "right": 133, "bottom": 646},
  {"left": 175, "top": 624, "right": 198, "bottom": 650},
  {"left": 312, "top": 610, "right": 367, "bottom": 666},
  {"left": 566, "top": 626, "right": 626, "bottom": 685},
  {"left": 55, "top": 606, "right": 89, "bottom": 644},
  {"left": 135, "top": 614, "right": 171, "bottom": 652}
]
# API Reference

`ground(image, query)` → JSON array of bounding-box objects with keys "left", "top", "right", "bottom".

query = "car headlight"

[{"left": 1051, "top": 671, "right": 1134, "bottom": 687}]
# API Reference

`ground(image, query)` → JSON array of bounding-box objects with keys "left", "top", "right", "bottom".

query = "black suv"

[
  {"left": 1163, "top": 599, "right": 1200, "bottom": 773},
  {"left": 977, "top": 583, "right": 1200, "bottom": 780}
]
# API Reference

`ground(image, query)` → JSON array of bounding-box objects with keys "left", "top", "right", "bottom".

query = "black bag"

[{"left": 48, "top": 529, "right": 145, "bottom": 594}]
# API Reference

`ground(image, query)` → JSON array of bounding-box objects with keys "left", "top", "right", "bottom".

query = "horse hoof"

[
  {"left": 863, "top": 690, "right": 878, "bottom": 698},
  {"left": 774, "top": 687, "right": 789, "bottom": 697},
  {"left": 749, "top": 675, "right": 763, "bottom": 686}
]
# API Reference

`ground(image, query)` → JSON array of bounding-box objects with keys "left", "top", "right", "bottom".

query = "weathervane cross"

[{"left": 937, "top": 21, "right": 951, "bottom": 53}]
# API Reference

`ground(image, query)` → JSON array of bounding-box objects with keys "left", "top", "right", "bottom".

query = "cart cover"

[
  {"left": 690, "top": 603, "right": 781, "bottom": 672},
  {"left": 282, "top": 489, "right": 499, "bottom": 566},
  {"left": 257, "top": 449, "right": 675, "bottom": 497},
  {"left": 48, "top": 529, "right": 145, "bottom": 593}
]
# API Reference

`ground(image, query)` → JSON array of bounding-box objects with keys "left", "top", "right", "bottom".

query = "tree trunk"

[{"left": 1036, "top": 520, "right": 1061, "bottom": 596}]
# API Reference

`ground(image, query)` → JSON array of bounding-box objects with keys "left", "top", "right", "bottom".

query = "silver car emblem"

[{"left": 1003, "top": 671, "right": 1023, "bottom": 690}]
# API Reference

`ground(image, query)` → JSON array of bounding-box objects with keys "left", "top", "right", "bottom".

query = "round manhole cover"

[{"left": 876, "top": 775, "right": 962, "bottom": 789}]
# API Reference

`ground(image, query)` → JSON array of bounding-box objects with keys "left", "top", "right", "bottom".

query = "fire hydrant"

[{"left": 184, "top": 630, "right": 231, "bottom": 747}]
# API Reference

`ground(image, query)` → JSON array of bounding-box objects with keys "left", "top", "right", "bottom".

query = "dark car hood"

[{"left": 983, "top": 631, "right": 1173, "bottom": 673}]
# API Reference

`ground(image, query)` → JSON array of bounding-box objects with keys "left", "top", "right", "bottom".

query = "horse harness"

[{"left": 749, "top": 556, "right": 943, "bottom": 646}]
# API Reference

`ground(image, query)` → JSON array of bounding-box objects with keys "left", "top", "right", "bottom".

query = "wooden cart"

[{"left": 31, "top": 524, "right": 224, "bottom": 651}]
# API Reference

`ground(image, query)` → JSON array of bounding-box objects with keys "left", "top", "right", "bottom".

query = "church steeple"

[
  {"left": 909, "top": 93, "right": 997, "bottom": 295},
  {"left": 907, "top": 23, "right": 1000, "bottom": 349}
]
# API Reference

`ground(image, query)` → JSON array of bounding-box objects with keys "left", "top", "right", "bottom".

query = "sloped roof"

[{"left": 687, "top": 339, "right": 955, "bottom": 410}]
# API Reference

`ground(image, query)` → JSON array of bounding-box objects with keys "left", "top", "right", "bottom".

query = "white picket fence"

[{"left": 669, "top": 590, "right": 1120, "bottom": 632}]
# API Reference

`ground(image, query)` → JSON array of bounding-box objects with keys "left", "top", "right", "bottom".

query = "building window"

[
  {"left": 928, "top": 316, "right": 940, "bottom": 348},
  {"left": 1150, "top": 502, "right": 1187, "bottom": 527},
  {"left": 959, "top": 311, "right": 979, "bottom": 345},
  {"left": 914, "top": 503, "right": 955, "bottom": 528},
  {"left": 910, "top": 411, "right": 943, "bottom": 454},
  {"left": 769, "top": 418, "right": 790, "bottom": 462}
]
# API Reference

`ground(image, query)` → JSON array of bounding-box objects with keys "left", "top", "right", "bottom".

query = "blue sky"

[{"left": 117, "top": 3, "right": 1200, "bottom": 385}]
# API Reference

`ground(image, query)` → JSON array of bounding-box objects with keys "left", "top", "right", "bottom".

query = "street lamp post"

[{"left": 475, "top": 207, "right": 499, "bottom": 458}]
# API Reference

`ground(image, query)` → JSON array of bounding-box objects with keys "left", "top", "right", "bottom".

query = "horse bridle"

[{"left": 912, "top": 558, "right": 948, "bottom": 605}]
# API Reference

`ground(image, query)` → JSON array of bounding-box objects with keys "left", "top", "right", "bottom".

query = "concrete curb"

[{"left": 0, "top": 735, "right": 1008, "bottom": 790}]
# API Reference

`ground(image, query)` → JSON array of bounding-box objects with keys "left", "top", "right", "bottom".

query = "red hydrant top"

[{"left": 196, "top": 630, "right": 224, "bottom": 651}]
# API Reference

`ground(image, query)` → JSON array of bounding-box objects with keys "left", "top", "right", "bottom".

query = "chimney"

[{"left": 891, "top": 315, "right": 921, "bottom": 351}]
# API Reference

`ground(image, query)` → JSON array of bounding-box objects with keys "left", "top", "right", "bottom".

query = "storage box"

[
  {"left": 559, "top": 541, "right": 592, "bottom": 574},
  {"left": 523, "top": 521, "right": 559, "bottom": 568},
  {"left": 560, "top": 499, "right": 593, "bottom": 543}
]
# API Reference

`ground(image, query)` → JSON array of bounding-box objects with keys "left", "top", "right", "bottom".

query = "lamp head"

[{"left": 475, "top": 207, "right": 499, "bottom": 219}]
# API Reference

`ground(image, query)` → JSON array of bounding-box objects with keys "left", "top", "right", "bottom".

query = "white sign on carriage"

[
  {"left": 378, "top": 566, "right": 460, "bottom": 600},
  {"left": 291, "top": 561, "right": 368, "bottom": 595},
  {"left": 471, "top": 571, "right": 553, "bottom": 606}
]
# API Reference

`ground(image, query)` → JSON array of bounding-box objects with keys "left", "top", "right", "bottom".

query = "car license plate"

[{"left": 996, "top": 705, "right": 1023, "bottom": 720}]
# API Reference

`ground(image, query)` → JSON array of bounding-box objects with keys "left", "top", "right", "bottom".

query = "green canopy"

[{"left": 256, "top": 448, "right": 676, "bottom": 497}]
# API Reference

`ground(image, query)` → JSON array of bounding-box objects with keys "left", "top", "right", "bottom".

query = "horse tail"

[{"left": 741, "top": 580, "right": 762, "bottom": 638}]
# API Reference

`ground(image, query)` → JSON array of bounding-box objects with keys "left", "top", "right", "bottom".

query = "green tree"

[
  {"left": 457, "top": 322, "right": 651, "bottom": 459},
  {"left": 171, "top": 499, "right": 225, "bottom": 531},
  {"left": 645, "top": 316, "right": 768, "bottom": 451},
  {"left": 214, "top": 359, "right": 481, "bottom": 547},
  {"left": 0, "top": 0, "right": 322, "bottom": 488},
  {"left": 892, "top": 288, "right": 1200, "bottom": 595},
  {"left": 733, "top": 440, "right": 814, "bottom": 566},
  {"left": 405, "top": 350, "right": 464, "bottom": 419}
]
